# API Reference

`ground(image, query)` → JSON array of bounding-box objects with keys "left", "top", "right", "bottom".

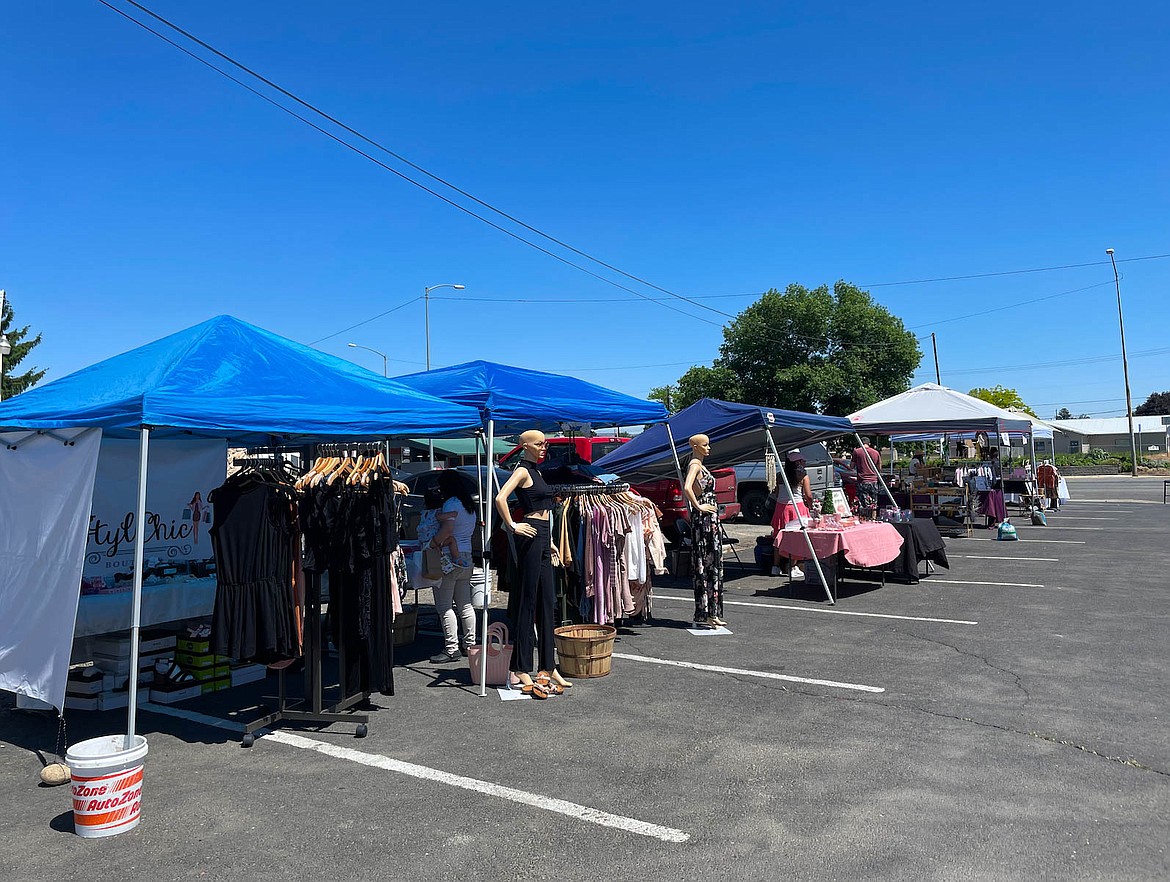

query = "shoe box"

[
  {"left": 230, "top": 663, "right": 268, "bottom": 687},
  {"left": 149, "top": 682, "right": 204, "bottom": 704},
  {"left": 90, "top": 629, "right": 177, "bottom": 657}
]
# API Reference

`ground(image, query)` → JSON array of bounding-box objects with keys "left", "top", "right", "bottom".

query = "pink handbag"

[{"left": 468, "top": 621, "right": 513, "bottom": 686}]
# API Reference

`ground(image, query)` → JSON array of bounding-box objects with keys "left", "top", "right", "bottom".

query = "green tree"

[
  {"left": 1, "top": 293, "right": 46, "bottom": 399},
  {"left": 669, "top": 281, "right": 920, "bottom": 413},
  {"left": 1134, "top": 391, "right": 1170, "bottom": 416},
  {"left": 648, "top": 385, "right": 678, "bottom": 414},
  {"left": 967, "top": 385, "right": 1036, "bottom": 417},
  {"left": 1054, "top": 407, "right": 1073, "bottom": 420}
]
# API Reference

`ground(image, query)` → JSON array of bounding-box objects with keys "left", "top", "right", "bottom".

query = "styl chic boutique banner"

[{"left": 83, "top": 439, "right": 227, "bottom": 590}]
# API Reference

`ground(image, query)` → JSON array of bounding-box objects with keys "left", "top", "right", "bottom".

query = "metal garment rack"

[{"left": 239, "top": 442, "right": 391, "bottom": 747}]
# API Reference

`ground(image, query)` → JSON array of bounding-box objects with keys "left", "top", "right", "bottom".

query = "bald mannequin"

[
  {"left": 682, "top": 434, "right": 716, "bottom": 515},
  {"left": 494, "top": 429, "right": 571, "bottom": 694}
]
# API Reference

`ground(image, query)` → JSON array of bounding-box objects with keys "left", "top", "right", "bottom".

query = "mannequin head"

[
  {"left": 689, "top": 433, "right": 711, "bottom": 460},
  {"left": 518, "top": 429, "right": 547, "bottom": 464}
]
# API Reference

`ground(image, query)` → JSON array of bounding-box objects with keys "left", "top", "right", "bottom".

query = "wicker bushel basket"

[{"left": 553, "top": 624, "right": 617, "bottom": 678}]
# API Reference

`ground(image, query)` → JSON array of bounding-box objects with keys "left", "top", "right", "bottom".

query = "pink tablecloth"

[{"left": 774, "top": 522, "right": 904, "bottom": 568}]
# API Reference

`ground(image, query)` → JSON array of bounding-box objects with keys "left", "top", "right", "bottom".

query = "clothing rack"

[
  {"left": 239, "top": 442, "right": 376, "bottom": 747},
  {"left": 550, "top": 482, "right": 631, "bottom": 496}
]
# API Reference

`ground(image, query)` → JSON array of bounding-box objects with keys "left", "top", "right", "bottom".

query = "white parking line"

[
  {"left": 652, "top": 591, "right": 977, "bottom": 624},
  {"left": 1048, "top": 516, "right": 1116, "bottom": 521},
  {"left": 263, "top": 731, "right": 691, "bottom": 843},
  {"left": 611, "top": 651, "right": 885, "bottom": 693},
  {"left": 961, "top": 555, "right": 1059, "bottom": 562},
  {"left": 957, "top": 537, "right": 1086, "bottom": 544},
  {"left": 926, "top": 578, "right": 1044, "bottom": 587},
  {"left": 144, "top": 702, "right": 690, "bottom": 843}
]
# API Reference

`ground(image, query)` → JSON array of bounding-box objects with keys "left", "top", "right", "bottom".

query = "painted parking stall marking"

[
  {"left": 143, "top": 703, "right": 689, "bottom": 843},
  {"left": 961, "top": 555, "right": 1059, "bottom": 562},
  {"left": 261, "top": 730, "right": 691, "bottom": 843},
  {"left": 611, "top": 650, "right": 885, "bottom": 693},
  {"left": 652, "top": 591, "right": 977, "bottom": 625}
]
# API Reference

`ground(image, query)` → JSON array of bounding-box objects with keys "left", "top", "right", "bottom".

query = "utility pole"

[{"left": 1106, "top": 249, "right": 1138, "bottom": 477}]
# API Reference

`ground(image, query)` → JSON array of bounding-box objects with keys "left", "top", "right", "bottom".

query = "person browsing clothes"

[{"left": 771, "top": 449, "right": 813, "bottom": 580}]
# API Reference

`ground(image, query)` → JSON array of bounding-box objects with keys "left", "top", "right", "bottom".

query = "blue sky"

[{"left": 3, "top": 2, "right": 1168, "bottom": 419}]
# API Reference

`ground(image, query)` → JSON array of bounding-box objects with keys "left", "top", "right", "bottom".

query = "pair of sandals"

[{"left": 508, "top": 670, "right": 569, "bottom": 700}]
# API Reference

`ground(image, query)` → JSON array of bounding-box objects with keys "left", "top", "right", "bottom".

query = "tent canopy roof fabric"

[
  {"left": 849, "top": 383, "right": 1034, "bottom": 436},
  {"left": 592, "top": 398, "right": 856, "bottom": 482},
  {"left": 0, "top": 315, "right": 483, "bottom": 442},
  {"left": 391, "top": 360, "right": 667, "bottom": 434}
]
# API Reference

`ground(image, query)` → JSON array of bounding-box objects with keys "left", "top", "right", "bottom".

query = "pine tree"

[{"left": 1, "top": 292, "right": 46, "bottom": 399}]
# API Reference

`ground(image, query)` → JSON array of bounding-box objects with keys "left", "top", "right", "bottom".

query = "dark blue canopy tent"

[
  {"left": 0, "top": 315, "right": 482, "bottom": 741},
  {"left": 594, "top": 398, "right": 856, "bottom": 482},
  {"left": 392, "top": 359, "right": 669, "bottom": 691},
  {"left": 595, "top": 399, "right": 857, "bottom": 604}
]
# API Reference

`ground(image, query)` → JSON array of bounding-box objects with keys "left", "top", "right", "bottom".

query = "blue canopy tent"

[
  {"left": 0, "top": 315, "right": 482, "bottom": 744},
  {"left": 391, "top": 359, "right": 669, "bottom": 435},
  {"left": 392, "top": 359, "right": 669, "bottom": 693},
  {"left": 594, "top": 399, "right": 857, "bottom": 604},
  {"left": 0, "top": 315, "right": 482, "bottom": 442}
]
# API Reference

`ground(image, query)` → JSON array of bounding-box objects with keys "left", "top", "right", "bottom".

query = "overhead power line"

[
  {"left": 96, "top": 0, "right": 949, "bottom": 356},
  {"left": 864, "top": 252, "right": 1170, "bottom": 288}
]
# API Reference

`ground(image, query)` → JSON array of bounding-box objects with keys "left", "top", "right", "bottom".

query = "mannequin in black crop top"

[{"left": 494, "top": 429, "right": 572, "bottom": 695}]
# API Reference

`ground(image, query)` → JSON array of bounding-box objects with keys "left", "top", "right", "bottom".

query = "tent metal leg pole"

[
  {"left": 664, "top": 422, "right": 686, "bottom": 491},
  {"left": 765, "top": 431, "right": 834, "bottom": 604},
  {"left": 478, "top": 419, "right": 495, "bottom": 697},
  {"left": 855, "top": 433, "right": 898, "bottom": 509},
  {"left": 125, "top": 427, "right": 150, "bottom": 748}
]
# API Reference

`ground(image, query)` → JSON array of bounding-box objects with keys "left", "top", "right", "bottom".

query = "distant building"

[{"left": 1049, "top": 415, "right": 1170, "bottom": 456}]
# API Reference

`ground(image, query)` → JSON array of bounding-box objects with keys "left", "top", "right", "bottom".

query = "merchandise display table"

[
  {"left": 775, "top": 521, "right": 904, "bottom": 601},
  {"left": 75, "top": 578, "right": 217, "bottom": 638},
  {"left": 885, "top": 518, "right": 950, "bottom": 584}
]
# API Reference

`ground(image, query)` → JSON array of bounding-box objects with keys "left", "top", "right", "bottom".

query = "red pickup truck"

[{"left": 500, "top": 436, "right": 739, "bottom": 543}]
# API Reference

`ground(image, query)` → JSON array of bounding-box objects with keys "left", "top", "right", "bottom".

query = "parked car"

[
  {"left": 634, "top": 467, "right": 740, "bottom": 544},
  {"left": 499, "top": 435, "right": 629, "bottom": 470},
  {"left": 734, "top": 442, "right": 835, "bottom": 523}
]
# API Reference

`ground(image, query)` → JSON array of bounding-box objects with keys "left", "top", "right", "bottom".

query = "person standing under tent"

[
  {"left": 1037, "top": 460, "right": 1060, "bottom": 511},
  {"left": 495, "top": 430, "right": 571, "bottom": 698},
  {"left": 852, "top": 436, "right": 883, "bottom": 520},
  {"left": 683, "top": 433, "right": 726, "bottom": 628},
  {"left": 771, "top": 449, "right": 813, "bottom": 580},
  {"left": 428, "top": 471, "right": 478, "bottom": 664},
  {"left": 909, "top": 451, "right": 926, "bottom": 480},
  {"left": 981, "top": 446, "right": 1007, "bottom": 528}
]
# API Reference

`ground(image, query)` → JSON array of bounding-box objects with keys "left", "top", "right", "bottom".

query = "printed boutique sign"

[{"left": 82, "top": 439, "right": 227, "bottom": 592}]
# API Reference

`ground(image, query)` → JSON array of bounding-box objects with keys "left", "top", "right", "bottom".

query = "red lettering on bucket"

[{"left": 72, "top": 783, "right": 108, "bottom": 798}]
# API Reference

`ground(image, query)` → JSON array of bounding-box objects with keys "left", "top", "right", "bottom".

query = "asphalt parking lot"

[{"left": 3, "top": 476, "right": 1168, "bottom": 881}]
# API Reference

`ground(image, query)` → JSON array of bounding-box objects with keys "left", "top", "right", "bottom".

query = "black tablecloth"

[{"left": 886, "top": 518, "right": 950, "bottom": 584}]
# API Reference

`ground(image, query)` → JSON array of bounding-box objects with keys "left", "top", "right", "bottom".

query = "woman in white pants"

[{"left": 428, "top": 471, "right": 478, "bottom": 663}]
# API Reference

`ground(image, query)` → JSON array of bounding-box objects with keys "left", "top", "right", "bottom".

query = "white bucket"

[{"left": 65, "top": 734, "right": 149, "bottom": 838}]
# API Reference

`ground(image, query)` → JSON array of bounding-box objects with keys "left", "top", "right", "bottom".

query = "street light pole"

[
  {"left": 346, "top": 342, "right": 388, "bottom": 377},
  {"left": 424, "top": 283, "right": 466, "bottom": 468},
  {"left": 1106, "top": 248, "right": 1138, "bottom": 478}
]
